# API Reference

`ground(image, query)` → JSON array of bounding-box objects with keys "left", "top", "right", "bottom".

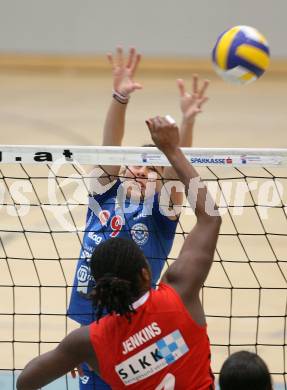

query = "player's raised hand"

[
  {"left": 146, "top": 116, "right": 180, "bottom": 154},
  {"left": 177, "top": 75, "right": 210, "bottom": 123},
  {"left": 107, "top": 46, "right": 142, "bottom": 97}
]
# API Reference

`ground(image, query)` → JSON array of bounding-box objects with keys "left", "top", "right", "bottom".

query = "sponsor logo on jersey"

[
  {"left": 131, "top": 223, "right": 149, "bottom": 246},
  {"left": 76, "top": 264, "right": 94, "bottom": 294},
  {"left": 133, "top": 211, "right": 148, "bottom": 221},
  {"left": 80, "top": 250, "right": 92, "bottom": 261},
  {"left": 77, "top": 265, "right": 91, "bottom": 283},
  {"left": 116, "top": 330, "right": 189, "bottom": 385},
  {"left": 122, "top": 322, "right": 162, "bottom": 355},
  {"left": 87, "top": 231, "right": 103, "bottom": 245}
]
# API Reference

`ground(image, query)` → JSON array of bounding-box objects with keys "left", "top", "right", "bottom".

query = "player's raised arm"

[
  {"left": 146, "top": 116, "right": 221, "bottom": 324},
  {"left": 16, "top": 326, "right": 97, "bottom": 390},
  {"left": 177, "top": 75, "right": 209, "bottom": 146},
  {"left": 161, "top": 75, "right": 210, "bottom": 214},
  {"left": 95, "top": 47, "right": 142, "bottom": 186}
]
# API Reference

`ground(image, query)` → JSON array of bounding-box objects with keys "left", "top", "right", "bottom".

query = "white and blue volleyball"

[{"left": 212, "top": 26, "right": 270, "bottom": 85}]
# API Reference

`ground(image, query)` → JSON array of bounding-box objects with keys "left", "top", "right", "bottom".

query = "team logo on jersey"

[
  {"left": 115, "top": 330, "right": 189, "bottom": 385},
  {"left": 131, "top": 223, "right": 149, "bottom": 246},
  {"left": 77, "top": 265, "right": 91, "bottom": 283}
]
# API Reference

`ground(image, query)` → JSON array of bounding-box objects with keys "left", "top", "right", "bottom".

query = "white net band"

[{"left": 0, "top": 146, "right": 286, "bottom": 166}]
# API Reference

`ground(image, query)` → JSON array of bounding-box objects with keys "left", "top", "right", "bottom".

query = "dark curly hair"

[
  {"left": 90, "top": 237, "right": 150, "bottom": 321},
  {"left": 219, "top": 351, "right": 272, "bottom": 390}
]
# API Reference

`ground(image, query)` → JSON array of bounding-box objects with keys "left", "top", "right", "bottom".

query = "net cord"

[{"left": 0, "top": 146, "right": 287, "bottom": 166}]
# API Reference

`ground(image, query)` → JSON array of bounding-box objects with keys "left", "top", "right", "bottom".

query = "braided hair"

[{"left": 90, "top": 237, "right": 150, "bottom": 321}]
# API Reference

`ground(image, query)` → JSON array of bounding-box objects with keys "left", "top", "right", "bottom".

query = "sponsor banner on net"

[
  {"left": 190, "top": 156, "right": 229, "bottom": 165},
  {"left": 238, "top": 155, "right": 282, "bottom": 165},
  {"left": 187, "top": 155, "right": 279, "bottom": 165},
  {"left": 115, "top": 329, "right": 189, "bottom": 385},
  {"left": 190, "top": 155, "right": 283, "bottom": 166},
  {"left": 135, "top": 154, "right": 230, "bottom": 166},
  {"left": 0, "top": 147, "right": 284, "bottom": 166},
  {"left": 141, "top": 153, "right": 167, "bottom": 164}
]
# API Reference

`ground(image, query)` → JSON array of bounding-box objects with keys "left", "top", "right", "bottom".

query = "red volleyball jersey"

[{"left": 90, "top": 283, "right": 214, "bottom": 389}]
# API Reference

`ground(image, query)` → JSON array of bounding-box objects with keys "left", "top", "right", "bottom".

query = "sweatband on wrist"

[
  {"left": 112, "top": 90, "right": 129, "bottom": 104},
  {"left": 165, "top": 115, "right": 176, "bottom": 124}
]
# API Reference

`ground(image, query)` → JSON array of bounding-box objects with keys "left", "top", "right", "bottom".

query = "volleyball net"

[{"left": 0, "top": 146, "right": 286, "bottom": 389}]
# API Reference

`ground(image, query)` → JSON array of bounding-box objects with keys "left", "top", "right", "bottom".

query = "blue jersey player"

[{"left": 67, "top": 47, "right": 210, "bottom": 389}]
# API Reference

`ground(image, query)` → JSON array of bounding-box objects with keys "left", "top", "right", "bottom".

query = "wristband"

[
  {"left": 112, "top": 90, "right": 129, "bottom": 104},
  {"left": 165, "top": 115, "right": 176, "bottom": 125}
]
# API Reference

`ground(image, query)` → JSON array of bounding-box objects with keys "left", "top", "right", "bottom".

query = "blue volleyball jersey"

[{"left": 68, "top": 179, "right": 178, "bottom": 325}]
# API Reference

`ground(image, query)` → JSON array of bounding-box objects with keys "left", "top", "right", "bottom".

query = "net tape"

[{"left": 0, "top": 145, "right": 286, "bottom": 166}]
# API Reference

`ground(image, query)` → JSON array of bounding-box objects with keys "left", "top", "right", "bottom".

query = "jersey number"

[
  {"left": 155, "top": 373, "right": 175, "bottom": 390},
  {"left": 110, "top": 215, "right": 123, "bottom": 237}
]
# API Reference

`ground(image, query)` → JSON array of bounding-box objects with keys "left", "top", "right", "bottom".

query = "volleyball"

[{"left": 212, "top": 25, "right": 270, "bottom": 85}]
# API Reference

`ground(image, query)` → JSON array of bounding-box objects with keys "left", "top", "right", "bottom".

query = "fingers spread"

[
  {"left": 198, "top": 79, "right": 210, "bottom": 98},
  {"left": 133, "top": 82, "right": 143, "bottom": 90},
  {"left": 130, "top": 53, "right": 141, "bottom": 77},
  {"left": 177, "top": 79, "right": 185, "bottom": 97},
  {"left": 198, "top": 96, "right": 209, "bottom": 108},
  {"left": 116, "top": 46, "right": 124, "bottom": 67},
  {"left": 126, "top": 47, "right": 135, "bottom": 69},
  {"left": 192, "top": 74, "right": 199, "bottom": 94},
  {"left": 106, "top": 53, "right": 114, "bottom": 68}
]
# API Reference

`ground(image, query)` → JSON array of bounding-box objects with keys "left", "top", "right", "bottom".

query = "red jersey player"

[{"left": 17, "top": 116, "right": 222, "bottom": 390}]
